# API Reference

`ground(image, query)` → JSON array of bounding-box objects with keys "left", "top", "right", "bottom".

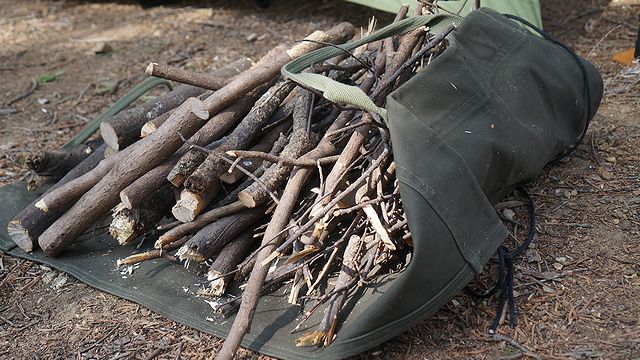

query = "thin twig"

[
  {"left": 6, "top": 79, "right": 37, "bottom": 106},
  {"left": 226, "top": 150, "right": 339, "bottom": 167}
]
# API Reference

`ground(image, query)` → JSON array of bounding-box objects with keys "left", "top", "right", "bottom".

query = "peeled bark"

[{"left": 117, "top": 236, "right": 188, "bottom": 266}]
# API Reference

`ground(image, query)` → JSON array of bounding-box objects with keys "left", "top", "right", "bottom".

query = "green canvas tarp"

[{"left": 1, "top": 3, "right": 601, "bottom": 360}]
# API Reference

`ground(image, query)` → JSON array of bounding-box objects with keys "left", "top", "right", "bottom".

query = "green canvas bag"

[
  {"left": 0, "top": 7, "right": 603, "bottom": 360},
  {"left": 282, "top": 5, "right": 603, "bottom": 350}
]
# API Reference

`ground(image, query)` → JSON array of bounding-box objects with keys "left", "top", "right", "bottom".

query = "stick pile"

[{"left": 8, "top": 5, "right": 453, "bottom": 356}]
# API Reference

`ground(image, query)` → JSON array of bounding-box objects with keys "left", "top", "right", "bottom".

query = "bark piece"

[
  {"left": 38, "top": 97, "right": 209, "bottom": 256},
  {"left": 117, "top": 236, "right": 188, "bottom": 266}
]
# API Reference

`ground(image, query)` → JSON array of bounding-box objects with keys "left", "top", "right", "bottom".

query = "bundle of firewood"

[{"left": 8, "top": 5, "right": 453, "bottom": 357}]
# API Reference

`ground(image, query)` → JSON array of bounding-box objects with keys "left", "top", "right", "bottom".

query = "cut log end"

[
  {"left": 154, "top": 235, "right": 176, "bottom": 249},
  {"left": 7, "top": 220, "right": 34, "bottom": 252},
  {"left": 99, "top": 122, "right": 121, "bottom": 151},
  {"left": 34, "top": 199, "right": 48, "bottom": 213},
  {"left": 103, "top": 146, "right": 119, "bottom": 159},
  {"left": 119, "top": 191, "right": 133, "bottom": 210},
  {"left": 237, "top": 190, "right": 257, "bottom": 208},
  {"left": 109, "top": 205, "right": 137, "bottom": 245},
  {"left": 176, "top": 244, "right": 205, "bottom": 263},
  {"left": 140, "top": 122, "right": 156, "bottom": 138},
  {"left": 186, "top": 97, "right": 209, "bottom": 120},
  {"left": 206, "top": 270, "right": 228, "bottom": 297},
  {"left": 167, "top": 173, "right": 186, "bottom": 188},
  {"left": 171, "top": 191, "right": 204, "bottom": 223},
  {"left": 145, "top": 62, "right": 157, "bottom": 76}
]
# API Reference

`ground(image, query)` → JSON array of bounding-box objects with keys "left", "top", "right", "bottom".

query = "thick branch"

[
  {"left": 155, "top": 201, "right": 246, "bottom": 249},
  {"left": 123, "top": 92, "right": 260, "bottom": 208},
  {"left": 109, "top": 185, "right": 174, "bottom": 245},
  {"left": 237, "top": 90, "right": 313, "bottom": 208},
  {"left": 145, "top": 61, "right": 248, "bottom": 90},
  {"left": 26, "top": 140, "right": 102, "bottom": 179},
  {"left": 7, "top": 144, "right": 106, "bottom": 252},
  {"left": 204, "top": 229, "right": 257, "bottom": 296},
  {"left": 202, "top": 22, "right": 355, "bottom": 119},
  {"left": 177, "top": 206, "right": 266, "bottom": 262},
  {"left": 101, "top": 58, "right": 252, "bottom": 151},
  {"left": 185, "top": 81, "right": 296, "bottom": 197},
  {"left": 38, "top": 97, "right": 209, "bottom": 256}
]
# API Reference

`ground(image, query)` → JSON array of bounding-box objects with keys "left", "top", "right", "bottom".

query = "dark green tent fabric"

[
  {"left": 1, "top": 7, "right": 603, "bottom": 360},
  {"left": 344, "top": 0, "right": 542, "bottom": 29}
]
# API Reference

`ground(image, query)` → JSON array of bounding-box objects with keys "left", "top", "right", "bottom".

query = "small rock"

[
  {"left": 42, "top": 271, "right": 56, "bottom": 285},
  {"left": 542, "top": 285, "right": 555, "bottom": 293},
  {"left": 90, "top": 41, "right": 112, "bottom": 55},
  {"left": 246, "top": 32, "right": 258, "bottom": 42},
  {"left": 51, "top": 273, "right": 68, "bottom": 290},
  {"left": 451, "top": 299, "right": 460, "bottom": 306},
  {"left": 552, "top": 262, "right": 563, "bottom": 270},
  {"left": 502, "top": 208, "right": 515, "bottom": 221},
  {"left": 526, "top": 249, "right": 542, "bottom": 263},
  {"left": 37, "top": 98, "right": 49, "bottom": 105},
  {"left": 555, "top": 256, "right": 567, "bottom": 264}
]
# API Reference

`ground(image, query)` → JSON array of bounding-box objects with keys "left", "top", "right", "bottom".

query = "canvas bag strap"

[{"left": 281, "top": 14, "right": 461, "bottom": 122}]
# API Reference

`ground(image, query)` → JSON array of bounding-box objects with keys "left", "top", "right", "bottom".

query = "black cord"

[
  {"left": 469, "top": 186, "right": 535, "bottom": 332},
  {"left": 468, "top": 14, "right": 595, "bottom": 333}
]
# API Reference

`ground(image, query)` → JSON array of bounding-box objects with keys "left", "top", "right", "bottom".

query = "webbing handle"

[{"left": 282, "top": 14, "right": 460, "bottom": 122}]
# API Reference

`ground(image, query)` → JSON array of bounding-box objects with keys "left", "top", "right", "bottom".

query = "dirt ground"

[{"left": 0, "top": 0, "right": 638, "bottom": 359}]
